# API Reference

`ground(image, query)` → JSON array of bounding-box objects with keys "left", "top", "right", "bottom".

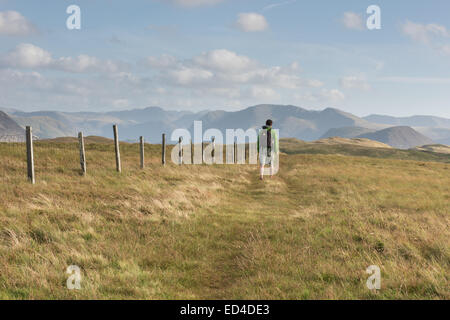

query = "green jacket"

[{"left": 257, "top": 127, "right": 279, "bottom": 154}]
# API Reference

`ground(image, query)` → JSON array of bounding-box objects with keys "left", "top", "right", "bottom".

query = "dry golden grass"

[
  {"left": 0, "top": 141, "right": 448, "bottom": 299},
  {"left": 414, "top": 144, "right": 450, "bottom": 155},
  {"left": 313, "top": 137, "right": 392, "bottom": 149}
]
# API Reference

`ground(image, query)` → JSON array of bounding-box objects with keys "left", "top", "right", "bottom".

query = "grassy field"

[{"left": 0, "top": 140, "right": 449, "bottom": 299}]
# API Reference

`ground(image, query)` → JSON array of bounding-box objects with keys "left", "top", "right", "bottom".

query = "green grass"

[{"left": 0, "top": 141, "right": 448, "bottom": 299}]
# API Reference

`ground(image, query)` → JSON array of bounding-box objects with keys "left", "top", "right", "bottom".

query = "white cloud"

[
  {"left": 1, "top": 43, "right": 128, "bottom": 73},
  {"left": 2, "top": 43, "right": 52, "bottom": 68},
  {"left": 340, "top": 76, "right": 370, "bottom": 90},
  {"left": 191, "top": 49, "right": 255, "bottom": 72},
  {"left": 167, "top": 66, "right": 214, "bottom": 85},
  {"left": 320, "top": 89, "right": 345, "bottom": 102},
  {"left": 236, "top": 13, "right": 269, "bottom": 32},
  {"left": 248, "top": 86, "right": 279, "bottom": 100},
  {"left": 169, "top": 0, "right": 223, "bottom": 7},
  {"left": 0, "top": 11, "right": 37, "bottom": 36},
  {"left": 145, "top": 49, "right": 322, "bottom": 91},
  {"left": 341, "top": 12, "right": 364, "bottom": 30},
  {"left": 55, "top": 55, "right": 127, "bottom": 73},
  {"left": 401, "top": 21, "right": 449, "bottom": 44}
]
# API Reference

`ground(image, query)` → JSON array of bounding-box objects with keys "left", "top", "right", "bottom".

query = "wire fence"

[{"left": 0, "top": 126, "right": 257, "bottom": 184}]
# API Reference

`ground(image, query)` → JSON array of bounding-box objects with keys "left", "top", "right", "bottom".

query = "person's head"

[{"left": 266, "top": 119, "right": 273, "bottom": 127}]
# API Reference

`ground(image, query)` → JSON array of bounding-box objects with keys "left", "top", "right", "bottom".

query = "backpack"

[{"left": 261, "top": 126, "right": 272, "bottom": 156}]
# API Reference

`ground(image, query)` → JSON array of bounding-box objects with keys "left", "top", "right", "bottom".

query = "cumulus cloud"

[
  {"left": 0, "top": 11, "right": 37, "bottom": 36},
  {"left": 340, "top": 76, "right": 370, "bottom": 90},
  {"left": 341, "top": 12, "right": 364, "bottom": 30},
  {"left": 1, "top": 43, "right": 52, "bottom": 68},
  {"left": 0, "top": 47, "right": 339, "bottom": 111},
  {"left": 143, "top": 49, "right": 322, "bottom": 91},
  {"left": 235, "top": 13, "right": 269, "bottom": 32},
  {"left": 0, "top": 43, "right": 128, "bottom": 73},
  {"left": 401, "top": 20, "right": 449, "bottom": 44},
  {"left": 191, "top": 49, "right": 256, "bottom": 72}
]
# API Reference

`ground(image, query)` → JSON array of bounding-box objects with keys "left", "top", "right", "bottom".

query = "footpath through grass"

[{"left": 0, "top": 142, "right": 449, "bottom": 299}]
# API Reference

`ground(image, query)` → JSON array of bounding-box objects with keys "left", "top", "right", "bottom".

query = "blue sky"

[{"left": 0, "top": 0, "right": 449, "bottom": 117}]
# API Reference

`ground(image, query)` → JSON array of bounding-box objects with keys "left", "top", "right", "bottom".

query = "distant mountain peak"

[{"left": 356, "top": 126, "right": 433, "bottom": 149}]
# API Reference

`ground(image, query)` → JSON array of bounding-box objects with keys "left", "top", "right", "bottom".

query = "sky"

[{"left": 0, "top": 0, "right": 449, "bottom": 118}]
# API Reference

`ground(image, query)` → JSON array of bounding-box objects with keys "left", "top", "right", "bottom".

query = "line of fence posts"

[
  {"left": 22, "top": 125, "right": 256, "bottom": 184},
  {"left": 78, "top": 132, "right": 86, "bottom": 176}
]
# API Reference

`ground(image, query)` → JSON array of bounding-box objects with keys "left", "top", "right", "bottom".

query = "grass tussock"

[{"left": 0, "top": 141, "right": 448, "bottom": 299}]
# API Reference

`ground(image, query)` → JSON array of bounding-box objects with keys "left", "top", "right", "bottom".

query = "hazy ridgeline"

[{"left": 0, "top": 139, "right": 448, "bottom": 299}]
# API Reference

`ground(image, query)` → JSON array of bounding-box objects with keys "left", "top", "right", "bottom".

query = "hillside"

[
  {"left": 413, "top": 144, "right": 450, "bottom": 155},
  {"left": 0, "top": 111, "right": 25, "bottom": 142},
  {"left": 313, "top": 137, "right": 392, "bottom": 149},
  {"left": 320, "top": 127, "right": 376, "bottom": 139},
  {"left": 364, "top": 114, "right": 450, "bottom": 128},
  {"left": 280, "top": 138, "right": 450, "bottom": 163},
  {"left": 0, "top": 141, "right": 448, "bottom": 299},
  {"left": 356, "top": 126, "right": 433, "bottom": 149},
  {"left": 195, "top": 105, "right": 379, "bottom": 141}
]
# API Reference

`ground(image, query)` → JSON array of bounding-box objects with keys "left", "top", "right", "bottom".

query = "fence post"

[
  {"left": 26, "top": 126, "right": 35, "bottom": 184},
  {"left": 234, "top": 141, "right": 237, "bottom": 164},
  {"left": 162, "top": 133, "right": 166, "bottom": 166},
  {"left": 140, "top": 136, "right": 145, "bottom": 169},
  {"left": 78, "top": 132, "right": 86, "bottom": 176},
  {"left": 190, "top": 139, "right": 194, "bottom": 164},
  {"left": 245, "top": 142, "right": 248, "bottom": 164},
  {"left": 212, "top": 137, "right": 215, "bottom": 164},
  {"left": 113, "top": 125, "right": 121, "bottom": 173},
  {"left": 178, "top": 137, "right": 183, "bottom": 165},
  {"left": 202, "top": 141, "right": 204, "bottom": 163}
]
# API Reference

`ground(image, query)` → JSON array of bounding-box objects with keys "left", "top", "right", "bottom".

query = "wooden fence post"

[
  {"left": 234, "top": 141, "right": 237, "bottom": 164},
  {"left": 212, "top": 137, "right": 215, "bottom": 164},
  {"left": 162, "top": 134, "right": 166, "bottom": 166},
  {"left": 113, "top": 125, "right": 121, "bottom": 173},
  {"left": 26, "top": 126, "right": 35, "bottom": 184},
  {"left": 78, "top": 132, "right": 86, "bottom": 176},
  {"left": 140, "top": 136, "right": 145, "bottom": 169},
  {"left": 178, "top": 137, "right": 183, "bottom": 165},
  {"left": 202, "top": 141, "right": 204, "bottom": 163},
  {"left": 190, "top": 139, "right": 194, "bottom": 164}
]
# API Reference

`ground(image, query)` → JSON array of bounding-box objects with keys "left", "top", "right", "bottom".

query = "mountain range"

[
  {"left": 0, "top": 111, "right": 25, "bottom": 142},
  {"left": 1, "top": 105, "right": 449, "bottom": 149}
]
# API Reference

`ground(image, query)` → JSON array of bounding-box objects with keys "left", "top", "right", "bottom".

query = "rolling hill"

[
  {"left": 356, "top": 126, "right": 433, "bottom": 149},
  {"left": 320, "top": 127, "right": 376, "bottom": 139}
]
